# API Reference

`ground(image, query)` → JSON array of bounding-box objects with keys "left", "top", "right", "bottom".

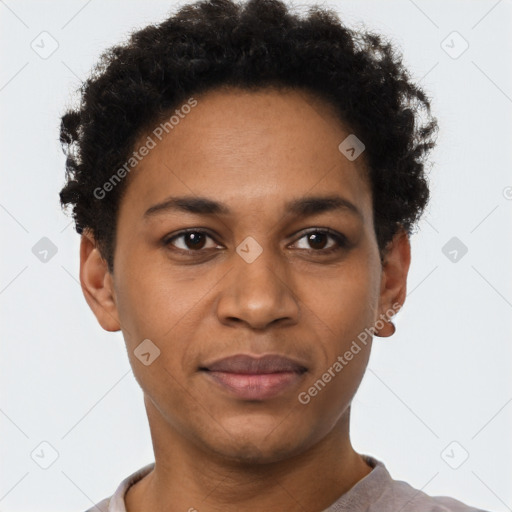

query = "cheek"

[
  {"left": 114, "top": 259, "right": 192, "bottom": 342},
  {"left": 114, "top": 263, "right": 206, "bottom": 390},
  {"left": 302, "top": 261, "right": 379, "bottom": 343},
  {"left": 297, "top": 311, "right": 372, "bottom": 431},
  {"left": 296, "top": 256, "right": 377, "bottom": 406},
  {"left": 115, "top": 271, "right": 197, "bottom": 418}
]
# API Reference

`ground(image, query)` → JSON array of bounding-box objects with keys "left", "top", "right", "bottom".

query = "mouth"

[{"left": 199, "top": 354, "right": 308, "bottom": 401}]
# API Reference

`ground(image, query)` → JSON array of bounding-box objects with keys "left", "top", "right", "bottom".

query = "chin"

[
  {"left": 213, "top": 442, "right": 298, "bottom": 466},
  {"left": 202, "top": 423, "right": 307, "bottom": 466}
]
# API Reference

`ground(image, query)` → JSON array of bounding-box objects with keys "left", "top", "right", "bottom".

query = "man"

[{"left": 59, "top": 0, "right": 489, "bottom": 510}]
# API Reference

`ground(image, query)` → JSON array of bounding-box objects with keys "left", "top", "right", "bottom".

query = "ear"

[
  {"left": 79, "top": 229, "right": 120, "bottom": 332},
  {"left": 377, "top": 227, "right": 411, "bottom": 321}
]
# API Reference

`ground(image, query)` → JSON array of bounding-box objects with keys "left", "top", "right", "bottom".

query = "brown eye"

[
  {"left": 182, "top": 232, "right": 206, "bottom": 250},
  {"left": 164, "top": 230, "right": 219, "bottom": 252},
  {"left": 292, "top": 229, "right": 347, "bottom": 254},
  {"left": 306, "top": 232, "right": 329, "bottom": 250}
]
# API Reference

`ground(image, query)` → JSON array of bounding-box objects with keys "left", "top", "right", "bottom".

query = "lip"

[
  {"left": 203, "top": 370, "right": 306, "bottom": 400},
  {"left": 200, "top": 354, "right": 308, "bottom": 374},
  {"left": 199, "top": 354, "right": 308, "bottom": 401}
]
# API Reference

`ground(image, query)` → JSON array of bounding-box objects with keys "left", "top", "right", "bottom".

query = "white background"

[{"left": 1, "top": 1, "right": 511, "bottom": 511}]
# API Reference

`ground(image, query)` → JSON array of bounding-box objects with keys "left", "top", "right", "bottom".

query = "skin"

[{"left": 79, "top": 86, "right": 411, "bottom": 512}]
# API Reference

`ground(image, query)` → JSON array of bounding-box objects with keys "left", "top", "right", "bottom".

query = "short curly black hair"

[{"left": 59, "top": 0, "right": 438, "bottom": 274}]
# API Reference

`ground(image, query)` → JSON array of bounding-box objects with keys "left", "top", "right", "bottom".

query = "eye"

[
  {"left": 291, "top": 229, "right": 348, "bottom": 254},
  {"left": 163, "top": 228, "right": 348, "bottom": 256},
  {"left": 163, "top": 229, "right": 220, "bottom": 252}
]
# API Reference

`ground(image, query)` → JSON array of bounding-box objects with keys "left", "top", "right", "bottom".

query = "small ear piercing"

[{"left": 374, "top": 320, "right": 396, "bottom": 338}]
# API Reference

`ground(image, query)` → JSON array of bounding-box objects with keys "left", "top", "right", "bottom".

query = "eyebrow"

[{"left": 143, "top": 195, "right": 362, "bottom": 221}]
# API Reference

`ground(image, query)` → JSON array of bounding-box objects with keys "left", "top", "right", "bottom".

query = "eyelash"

[{"left": 163, "top": 228, "right": 348, "bottom": 256}]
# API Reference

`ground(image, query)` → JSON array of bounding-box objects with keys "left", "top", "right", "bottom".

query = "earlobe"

[
  {"left": 79, "top": 230, "right": 121, "bottom": 332},
  {"left": 376, "top": 228, "right": 411, "bottom": 332}
]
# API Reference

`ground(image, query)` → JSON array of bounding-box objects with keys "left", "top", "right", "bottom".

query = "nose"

[{"left": 215, "top": 245, "right": 300, "bottom": 330}]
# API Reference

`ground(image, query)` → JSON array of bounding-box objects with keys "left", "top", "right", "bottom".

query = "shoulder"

[
  {"left": 352, "top": 455, "right": 492, "bottom": 512},
  {"left": 373, "top": 467, "right": 490, "bottom": 511},
  {"left": 82, "top": 496, "right": 111, "bottom": 512},
  {"left": 79, "top": 462, "right": 155, "bottom": 512}
]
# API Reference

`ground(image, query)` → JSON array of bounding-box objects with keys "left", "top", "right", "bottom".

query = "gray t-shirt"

[{"left": 84, "top": 454, "right": 491, "bottom": 512}]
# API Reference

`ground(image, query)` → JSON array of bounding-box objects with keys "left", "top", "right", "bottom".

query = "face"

[{"left": 80, "top": 86, "right": 410, "bottom": 465}]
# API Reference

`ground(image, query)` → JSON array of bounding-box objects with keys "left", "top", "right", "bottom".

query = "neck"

[{"left": 125, "top": 398, "right": 372, "bottom": 512}]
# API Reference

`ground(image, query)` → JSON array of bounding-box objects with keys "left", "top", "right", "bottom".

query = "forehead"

[{"left": 120, "top": 87, "right": 372, "bottom": 222}]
